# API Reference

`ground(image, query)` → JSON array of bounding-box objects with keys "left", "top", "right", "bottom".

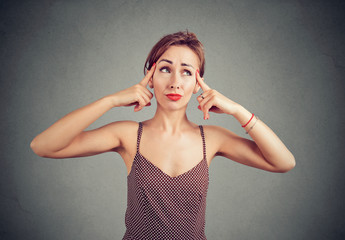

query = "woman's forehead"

[{"left": 159, "top": 45, "right": 199, "bottom": 67}]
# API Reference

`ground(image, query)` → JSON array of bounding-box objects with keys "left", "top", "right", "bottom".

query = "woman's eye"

[
  {"left": 183, "top": 70, "right": 192, "bottom": 76},
  {"left": 160, "top": 67, "right": 170, "bottom": 73},
  {"left": 159, "top": 67, "right": 191, "bottom": 76}
]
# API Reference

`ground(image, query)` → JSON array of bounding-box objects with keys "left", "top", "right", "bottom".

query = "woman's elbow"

[
  {"left": 275, "top": 155, "right": 296, "bottom": 173},
  {"left": 30, "top": 139, "right": 47, "bottom": 157}
]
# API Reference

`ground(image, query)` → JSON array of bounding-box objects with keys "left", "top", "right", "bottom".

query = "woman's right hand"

[{"left": 109, "top": 63, "right": 156, "bottom": 112}]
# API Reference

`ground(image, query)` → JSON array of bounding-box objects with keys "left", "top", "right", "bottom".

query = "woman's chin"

[{"left": 156, "top": 100, "right": 188, "bottom": 112}]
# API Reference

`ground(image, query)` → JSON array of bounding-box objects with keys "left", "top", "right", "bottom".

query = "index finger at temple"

[
  {"left": 196, "top": 70, "right": 211, "bottom": 91},
  {"left": 140, "top": 63, "right": 156, "bottom": 86}
]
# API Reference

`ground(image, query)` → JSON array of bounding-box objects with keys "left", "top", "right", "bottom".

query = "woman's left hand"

[{"left": 196, "top": 70, "right": 240, "bottom": 120}]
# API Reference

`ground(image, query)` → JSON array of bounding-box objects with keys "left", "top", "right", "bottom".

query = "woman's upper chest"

[{"left": 139, "top": 128, "right": 205, "bottom": 177}]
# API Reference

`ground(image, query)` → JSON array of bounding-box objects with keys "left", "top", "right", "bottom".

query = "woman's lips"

[{"left": 166, "top": 93, "right": 182, "bottom": 101}]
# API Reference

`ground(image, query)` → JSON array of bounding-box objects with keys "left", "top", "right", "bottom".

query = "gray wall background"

[{"left": 1, "top": 0, "right": 344, "bottom": 239}]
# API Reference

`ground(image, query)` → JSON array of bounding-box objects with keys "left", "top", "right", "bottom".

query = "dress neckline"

[
  {"left": 128, "top": 122, "right": 208, "bottom": 179},
  {"left": 136, "top": 151, "right": 207, "bottom": 179}
]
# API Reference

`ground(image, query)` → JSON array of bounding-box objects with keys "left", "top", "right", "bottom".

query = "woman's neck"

[{"left": 148, "top": 105, "right": 192, "bottom": 133}]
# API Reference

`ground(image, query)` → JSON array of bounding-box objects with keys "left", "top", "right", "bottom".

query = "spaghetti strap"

[
  {"left": 199, "top": 125, "right": 207, "bottom": 160},
  {"left": 136, "top": 122, "right": 143, "bottom": 152}
]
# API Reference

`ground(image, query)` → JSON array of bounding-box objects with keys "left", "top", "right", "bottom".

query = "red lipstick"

[{"left": 166, "top": 93, "right": 182, "bottom": 101}]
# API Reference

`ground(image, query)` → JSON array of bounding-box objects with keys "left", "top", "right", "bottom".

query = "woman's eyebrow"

[
  {"left": 159, "top": 59, "right": 173, "bottom": 65},
  {"left": 158, "top": 59, "right": 195, "bottom": 69},
  {"left": 181, "top": 63, "right": 195, "bottom": 69}
]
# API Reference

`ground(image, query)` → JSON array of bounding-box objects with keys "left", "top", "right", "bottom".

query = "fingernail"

[
  {"left": 197, "top": 105, "right": 201, "bottom": 110},
  {"left": 152, "top": 62, "right": 156, "bottom": 67}
]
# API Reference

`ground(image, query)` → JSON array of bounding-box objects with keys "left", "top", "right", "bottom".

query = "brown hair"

[{"left": 144, "top": 31, "right": 205, "bottom": 77}]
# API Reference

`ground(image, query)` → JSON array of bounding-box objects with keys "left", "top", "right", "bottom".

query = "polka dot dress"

[{"left": 123, "top": 122, "right": 209, "bottom": 240}]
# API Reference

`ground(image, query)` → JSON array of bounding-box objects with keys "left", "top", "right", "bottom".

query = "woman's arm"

[
  {"left": 196, "top": 70, "right": 295, "bottom": 172},
  {"left": 30, "top": 64, "right": 156, "bottom": 158},
  {"left": 231, "top": 105, "right": 295, "bottom": 172},
  {"left": 30, "top": 97, "right": 117, "bottom": 158},
  {"left": 208, "top": 106, "right": 295, "bottom": 172}
]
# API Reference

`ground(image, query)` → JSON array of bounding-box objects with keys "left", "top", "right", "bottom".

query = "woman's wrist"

[
  {"left": 102, "top": 94, "right": 119, "bottom": 109},
  {"left": 232, "top": 105, "right": 253, "bottom": 127}
]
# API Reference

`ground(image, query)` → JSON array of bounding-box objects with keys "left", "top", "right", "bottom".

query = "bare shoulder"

[
  {"left": 107, "top": 120, "right": 141, "bottom": 168},
  {"left": 202, "top": 124, "right": 238, "bottom": 139},
  {"left": 106, "top": 120, "right": 138, "bottom": 131},
  {"left": 201, "top": 125, "right": 242, "bottom": 159},
  {"left": 106, "top": 120, "right": 139, "bottom": 145}
]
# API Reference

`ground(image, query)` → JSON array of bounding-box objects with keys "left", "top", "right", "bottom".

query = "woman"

[{"left": 30, "top": 31, "right": 295, "bottom": 239}]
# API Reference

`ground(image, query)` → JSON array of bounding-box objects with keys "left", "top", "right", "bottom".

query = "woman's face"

[{"left": 149, "top": 45, "right": 200, "bottom": 110}]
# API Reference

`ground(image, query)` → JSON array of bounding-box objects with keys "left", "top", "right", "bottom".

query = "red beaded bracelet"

[{"left": 242, "top": 113, "right": 254, "bottom": 128}]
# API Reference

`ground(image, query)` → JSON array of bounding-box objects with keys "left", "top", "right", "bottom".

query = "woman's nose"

[
  {"left": 170, "top": 85, "right": 180, "bottom": 89},
  {"left": 169, "top": 72, "right": 181, "bottom": 89}
]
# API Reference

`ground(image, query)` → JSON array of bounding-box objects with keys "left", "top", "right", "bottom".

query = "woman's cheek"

[
  {"left": 184, "top": 79, "right": 196, "bottom": 91},
  {"left": 153, "top": 74, "right": 169, "bottom": 87}
]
